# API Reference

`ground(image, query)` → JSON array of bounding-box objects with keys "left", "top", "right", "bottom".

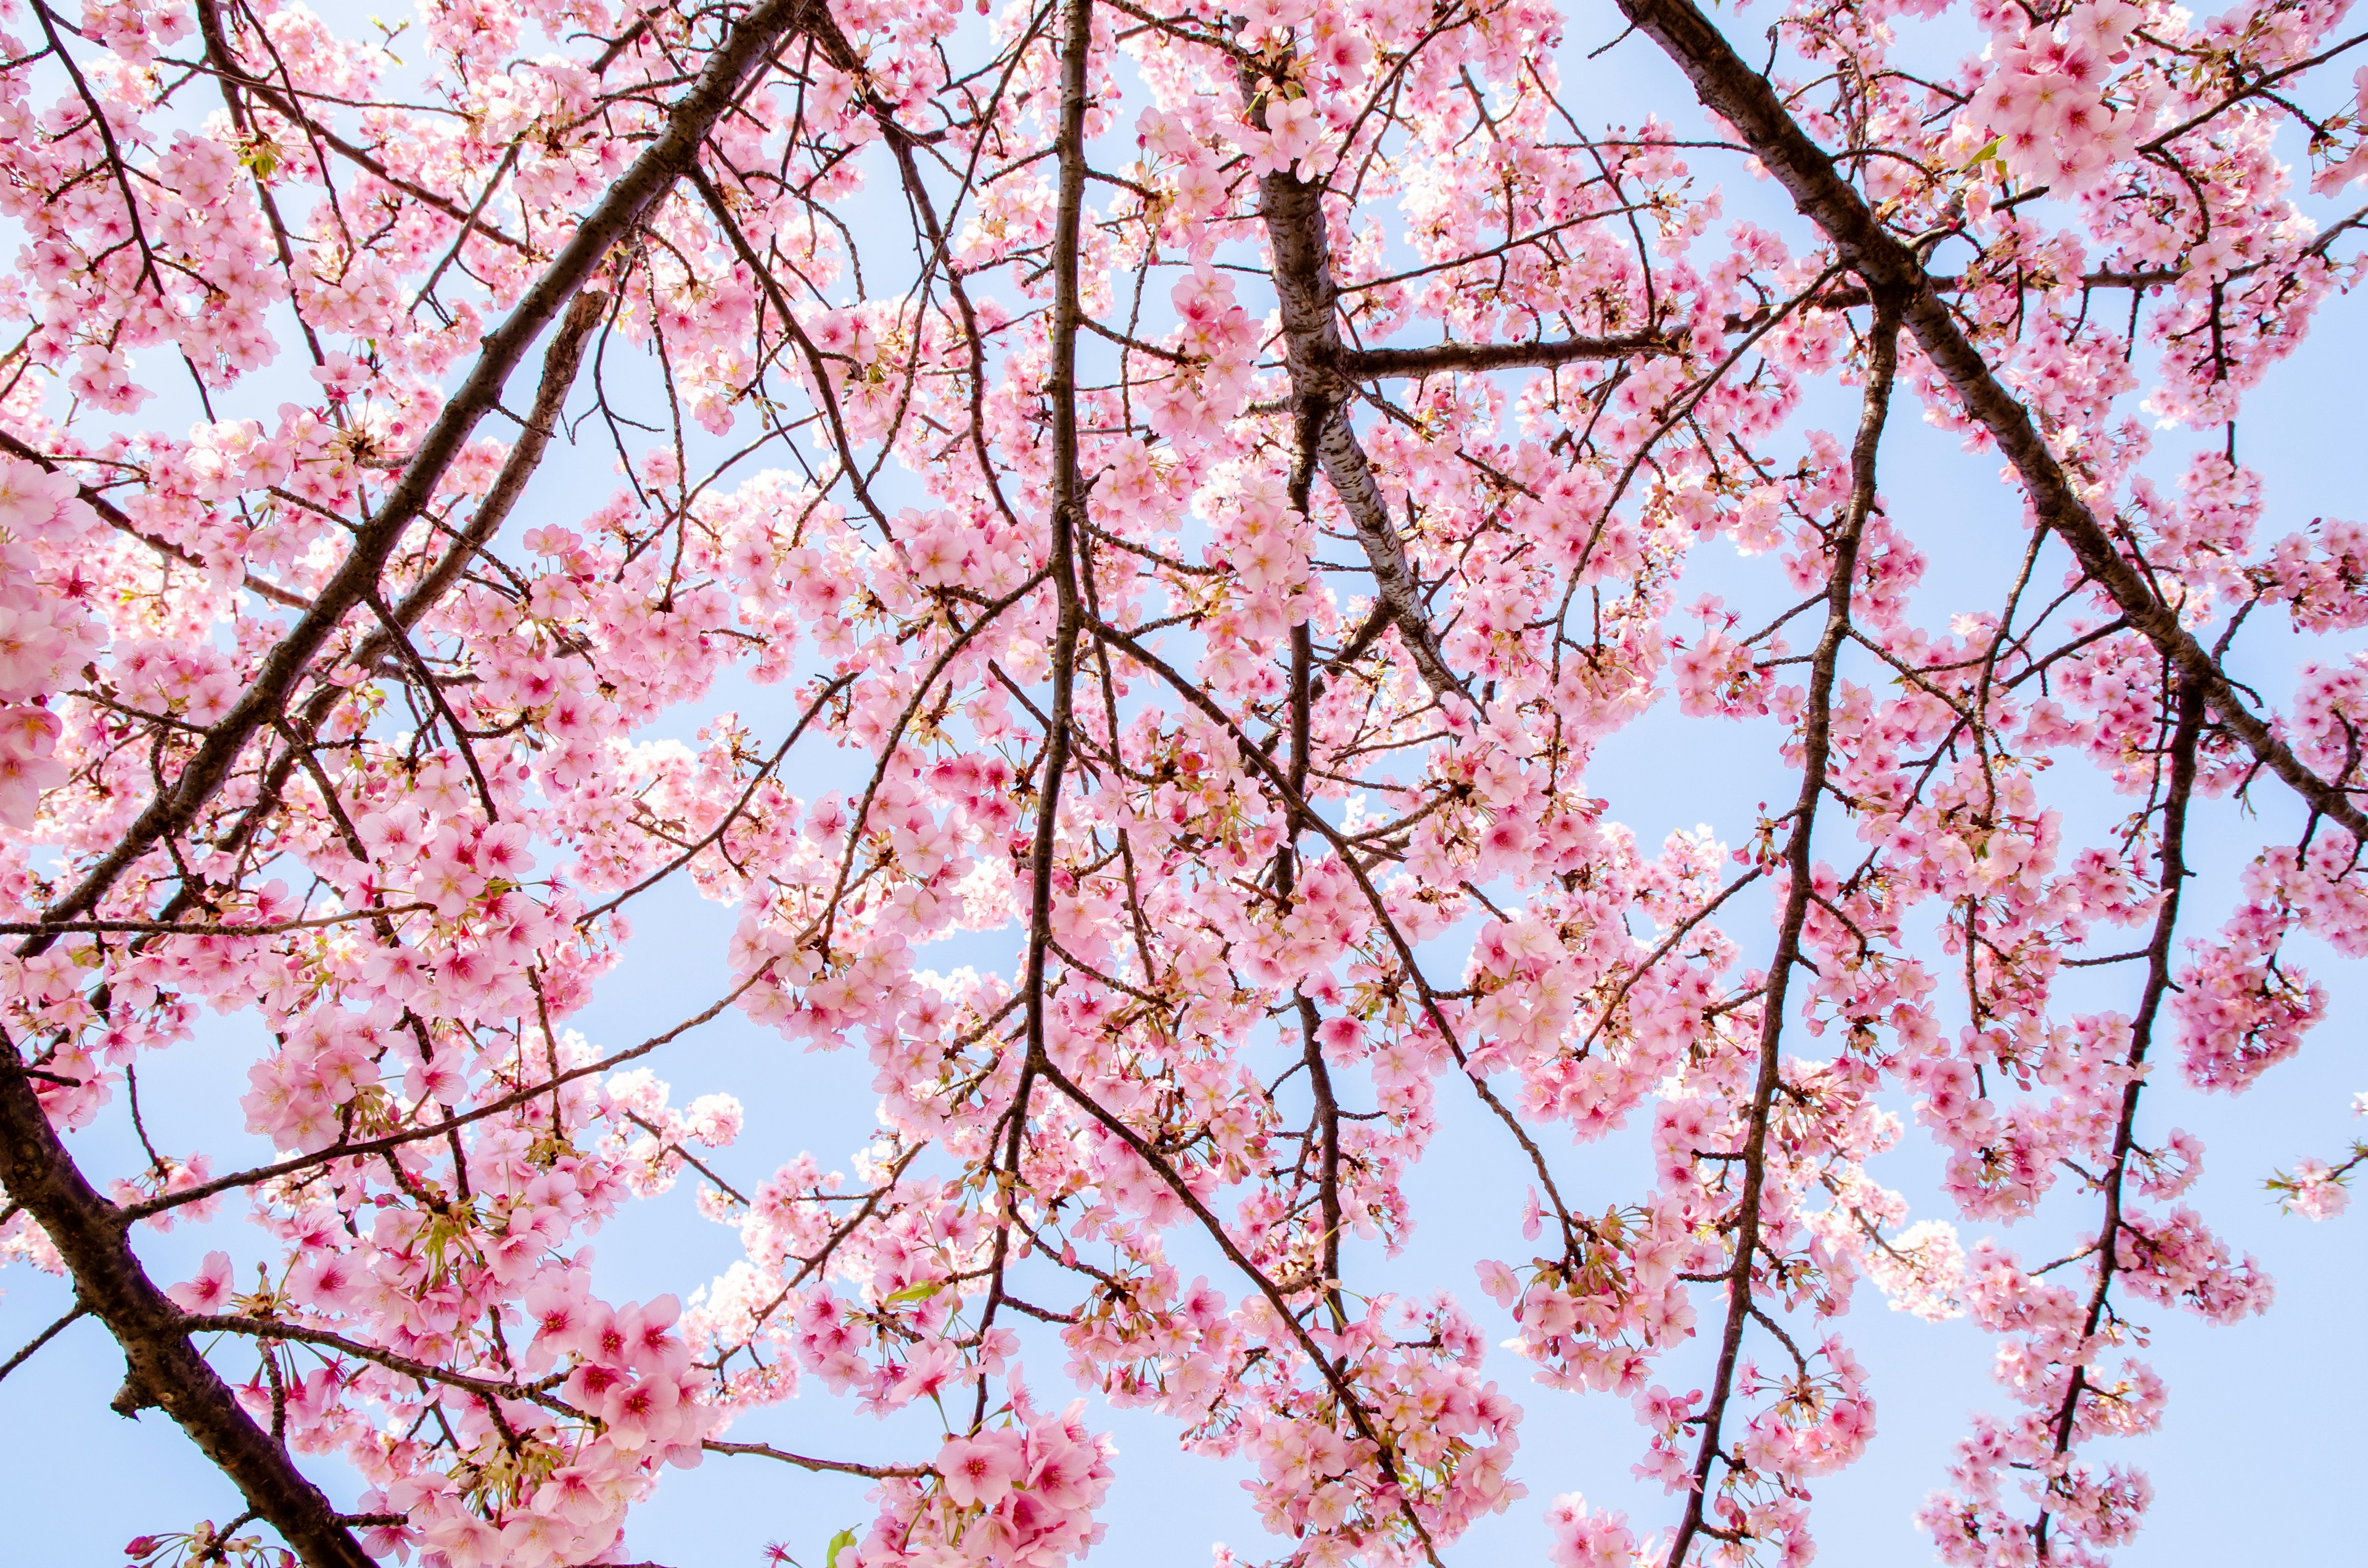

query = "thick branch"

[
  {"left": 0, "top": 1033, "right": 374, "bottom": 1568},
  {"left": 1257, "top": 154, "right": 1461, "bottom": 697},
  {"left": 36, "top": 0, "right": 812, "bottom": 937},
  {"left": 0, "top": 8, "right": 815, "bottom": 1565},
  {"left": 1613, "top": 0, "right": 2368, "bottom": 843}
]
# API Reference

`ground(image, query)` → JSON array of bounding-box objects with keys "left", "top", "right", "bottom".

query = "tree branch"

[
  {"left": 1254, "top": 113, "right": 1462, "bottom": 698},
  {"left": 0, "top": 7, "right": 818, "bottom": 1563},
  {"left": 1664, "top": 295, "right": 1899, "bottom": 1568},
  {"left": 1613, "top": 0, "right": 2368, "bottom": 843}
]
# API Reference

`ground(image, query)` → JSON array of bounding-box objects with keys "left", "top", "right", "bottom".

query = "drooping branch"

[
  {"left": 1344, "top": 330, "right": 1674, "bottom": 378},
  {"left": 1612, "top": 0, "right": 2368, "bottom": 844}
]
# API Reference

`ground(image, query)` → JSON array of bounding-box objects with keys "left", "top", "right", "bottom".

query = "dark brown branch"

[
  {"left": 578, "top": 670, "right": 857, "bottom": 921},
  {"left": 0, "top": 10, "right": 817, "bottom": 1564},
  {"left": 2033, "top": 675, "right": 2205, "bottom": 1559},
  {"left": 0, "top": 1298, "right": 86, "bottom": 1382},
  {"left": 188, "top": 35, "right": 535, "bottom": 256},
  {"left": 977, "top": 0, "right": 1092, "bottom": 1427},
  {"left": 0, "top": 429, "right": 313, "bottom": 612},
  {"left": 33, "top": 0, "right": 790, "bottom": 935},
  {"left": 0, "top": 903, "right": 431, "bottom": 937},
  {"left": 1285, "top": 614, "right": 1346, "bottom": 1328},
  {"left": 1030, "top": 1051, "right": 1447, "bottom": 1567},
  {"left": 127, "top": 964, "right": 778, "bottom": 1223},
  {"left": 1254, "top": 96, "right": 1461, "bottom": 699},
  {"left": 0, "top": 1027, "right": 375, "bottom": 1568},
  {"left": 1613, "top": 0, "right": 2368, "bottom": 844},
  {"left": 702, "top": 1439, "right": 932, "bottom": 1479}
]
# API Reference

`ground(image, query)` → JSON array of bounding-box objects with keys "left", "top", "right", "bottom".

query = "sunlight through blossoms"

[{"left": 0, "top": 0, "right": 2362, "bottom": 1566}]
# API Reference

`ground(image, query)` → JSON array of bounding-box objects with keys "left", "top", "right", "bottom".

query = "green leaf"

[
  {"left": 1963, "top": 136, "right": 2002, "bottom": 170},
  {"left": 823, "top": 1527, "right": 858, "bottom": 1568},
  {"left": 882, "top": 1279, "right": 942, "bottom": 1306}
]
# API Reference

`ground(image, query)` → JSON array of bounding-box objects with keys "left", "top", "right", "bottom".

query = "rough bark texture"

[
  {"left": 1259, "top": 168, "right": 1463, "bottom": 697},
  {"left": 0, "top": 1024, "right": 379, "bottom": 1568}
]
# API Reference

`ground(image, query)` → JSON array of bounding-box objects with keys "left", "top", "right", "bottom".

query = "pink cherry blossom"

[
  {"left": 936, "top": 1429, "right": 1027, "bottom": 1510},
  {"left": 0, "top": 2, "right": 2358, "bottom": 1566}
]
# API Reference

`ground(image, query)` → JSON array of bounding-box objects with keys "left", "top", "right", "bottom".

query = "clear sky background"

[{"left": 3, "top": 2, "right": 2362, "bottom": 1565}]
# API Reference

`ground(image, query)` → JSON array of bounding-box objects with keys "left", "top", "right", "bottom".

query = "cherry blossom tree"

[{"left": 0, "top": 0, "right": 2362, "bottom": 1564}]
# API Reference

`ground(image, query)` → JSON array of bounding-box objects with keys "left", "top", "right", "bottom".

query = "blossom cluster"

[{"left": 0, "top": 0, "right": 2359, "bottom": 1567}]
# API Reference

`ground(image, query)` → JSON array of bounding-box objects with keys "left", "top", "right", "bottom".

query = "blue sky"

[{"left": 4, "top": 2, "right": 2364, "bottom": 1564}]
